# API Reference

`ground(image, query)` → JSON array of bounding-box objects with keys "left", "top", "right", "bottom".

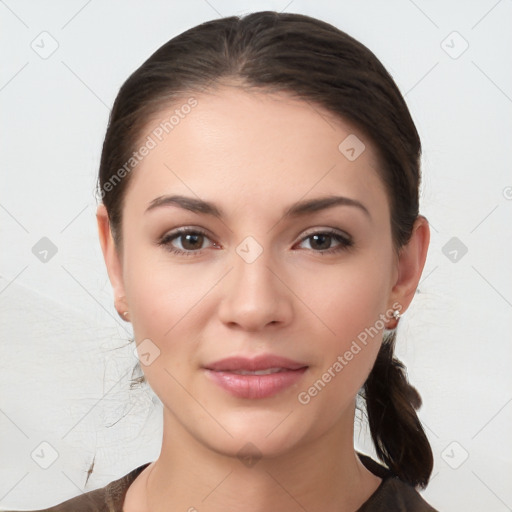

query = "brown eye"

[
  {"left": 179, "top": 232, "right": 205, "bottom": 251},
  {"left": 158, "top": 228, "right": 216, "bottom": 257},
  {"left": 297, "top": 229, "right": 353, "bottom": 254},
  {"left": 309, "top": 233, "right": 333, "bottom": 251}
]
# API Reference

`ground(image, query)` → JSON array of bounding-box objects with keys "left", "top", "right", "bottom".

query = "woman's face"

[{"left": 99, "top": 86, "right": 404, "bottom": 458}]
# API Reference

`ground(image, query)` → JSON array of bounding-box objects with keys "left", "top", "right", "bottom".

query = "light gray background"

[{"left": 1, "top": 1, "right": 511, "bottom": 510}]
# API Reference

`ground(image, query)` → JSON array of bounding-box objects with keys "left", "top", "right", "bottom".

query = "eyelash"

[{"left": 157, "top": 227, "right": 354, "bottom": 257}]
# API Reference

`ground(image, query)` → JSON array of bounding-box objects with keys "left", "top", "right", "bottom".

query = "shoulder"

[
  {"left": 357, "top": 454, "right": 439, "bottom": 512},
  {"left": 358, "top": 477, "right": 438, "bottom": 512},
  {"left": 3, "top": 463, "right": 151, "bottom": 512}
]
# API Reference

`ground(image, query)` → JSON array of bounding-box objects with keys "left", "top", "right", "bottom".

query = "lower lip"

[{"left": 204, "top": 368, "right": 308, "bottom": 399}]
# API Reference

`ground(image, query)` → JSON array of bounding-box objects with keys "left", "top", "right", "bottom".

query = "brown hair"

[{"left": 97, "top": 11, "right": 433, "bottom": 487}]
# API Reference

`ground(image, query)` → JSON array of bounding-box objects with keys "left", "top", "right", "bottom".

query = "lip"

[
  {"left": 204, "top": 354, "right": 308, "bottom": 372},
  {"left": 203, "top": 354, "right": 309, "bottom": 399}
]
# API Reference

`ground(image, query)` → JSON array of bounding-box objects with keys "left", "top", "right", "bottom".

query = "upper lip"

[{"left": 204, "top": 354, "right": 308, "bottom": 371}]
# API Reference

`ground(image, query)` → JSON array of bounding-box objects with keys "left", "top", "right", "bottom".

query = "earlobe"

[
  {"left": 389, "top": 215, "right": 430, "bottom": 313},
  {"left": 96, "top": 204, "right": 129, "bottom": 316}
]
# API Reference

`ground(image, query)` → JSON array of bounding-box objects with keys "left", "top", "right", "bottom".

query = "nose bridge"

[{"left": 218, "top": 235, "right": 291, "bottom": 330}]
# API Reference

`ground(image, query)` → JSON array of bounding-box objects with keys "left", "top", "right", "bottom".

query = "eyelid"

[
  {"left": 159, "top": 226, "right": 217, "bottom": 246},
  {"left": 294, "top": 227, "right": 354, "bottom": 253},
  {"left": 297, "top": 226, "right": 352, "bottom": 242}
]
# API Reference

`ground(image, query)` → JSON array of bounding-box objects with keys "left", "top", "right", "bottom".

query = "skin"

[{"left": 97, "top": 84, "right": 430, "bottom": 512}]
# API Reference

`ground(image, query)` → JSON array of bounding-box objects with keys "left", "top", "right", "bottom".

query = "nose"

[{"left": 217, "top": 244, "right": 293, "bottom": 332}]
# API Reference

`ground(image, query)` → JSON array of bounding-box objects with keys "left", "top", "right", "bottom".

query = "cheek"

[
  {"left": 125, "top": 264, "right": 202, "bottom": 404},
  {"left": 123, "top": 238, "right": 209, "bottom": 330},
  {"left": 126, "top": 268, "right": 203, "bottom": 355},
  {"left": 122, "top": 245, "right": 224, "bottom": 390},
  {"left": 299, "top": 256, "right": 389, "bottom": 341},
  {"left": 295, "top": 257, "right": 389, "bottom": 395}
]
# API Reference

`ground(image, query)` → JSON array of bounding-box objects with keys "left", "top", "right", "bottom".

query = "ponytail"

[{"left": 363, "top": 329, "right": 433, "bottom": 488}]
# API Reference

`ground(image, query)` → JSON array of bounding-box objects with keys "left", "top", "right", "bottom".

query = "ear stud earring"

[{"left": 386, "top": 309, "right": 401, "bottom": 330}]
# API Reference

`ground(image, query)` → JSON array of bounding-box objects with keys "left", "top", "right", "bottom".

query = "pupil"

[
  {"left": 183, "top": 234, "right": 202, "bottom": 250},
  {"left": 312, "top": 234, "right": 330, "bottom": 250}
]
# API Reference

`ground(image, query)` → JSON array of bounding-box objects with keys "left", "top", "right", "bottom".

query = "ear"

[
  {"left": 389, "top": 215, "right": 430, "bottom": 313},
  {"left": 96, "top": 204, "right": 129, "bottom": 319}
]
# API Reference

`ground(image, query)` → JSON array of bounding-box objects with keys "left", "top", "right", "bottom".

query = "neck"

[{"left": 142, "top": 406, "right": 381, "bottom": 512}]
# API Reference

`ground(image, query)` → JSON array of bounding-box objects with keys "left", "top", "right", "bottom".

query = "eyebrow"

[{"left": 145, "top": 194, "right": 371, "bottom": 220}]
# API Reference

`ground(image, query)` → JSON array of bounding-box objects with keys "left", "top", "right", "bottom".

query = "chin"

[
  {"left": 198, "top": 411, "right": 309, "bottom": 459},
  {"left": 206, "top": 432, "right": 300, "bottom": 463}
]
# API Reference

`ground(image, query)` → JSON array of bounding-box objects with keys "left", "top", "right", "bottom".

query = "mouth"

[
  {"left": 204, "top": 354, "right": 308, "bottom": 372},
  {"left": 218, "top": 367, "right": 298, "bottom": 375},
  {"left": 203, "top": 354, "right": 309, "bottom": 399}
]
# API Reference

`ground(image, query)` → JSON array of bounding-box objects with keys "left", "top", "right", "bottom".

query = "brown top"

[{"left": 6, "top": 455, "right": 438, "bottom": 512}]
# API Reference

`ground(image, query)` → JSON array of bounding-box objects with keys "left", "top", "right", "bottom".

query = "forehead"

[{"left": 125, "top": 86, "right": 388, "bottom": 217}]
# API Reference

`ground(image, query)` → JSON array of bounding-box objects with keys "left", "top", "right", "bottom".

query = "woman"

[{"left": 18, "top": 10, "right": 438, "bottom": 512}]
